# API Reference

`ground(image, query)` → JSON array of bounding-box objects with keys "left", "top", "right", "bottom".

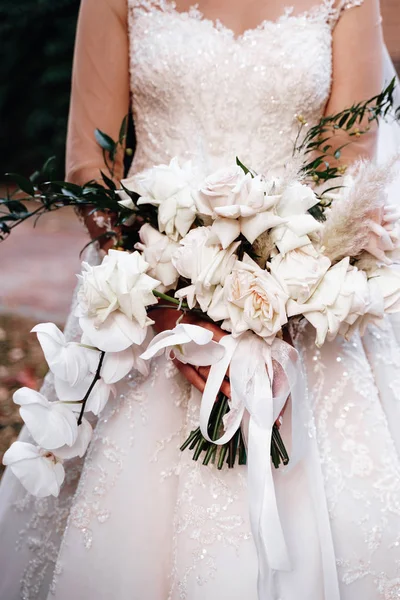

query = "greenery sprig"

[
  {"left": 0, "top": 116, "right": 158, "bottom": 250},
  {"left": 297, "top": 77, "right": 399, "bottom": 185}
]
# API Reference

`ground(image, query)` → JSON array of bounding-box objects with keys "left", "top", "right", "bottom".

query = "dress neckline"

[{"left": 152, "top": 0, "right": 337, "bottom": 41}]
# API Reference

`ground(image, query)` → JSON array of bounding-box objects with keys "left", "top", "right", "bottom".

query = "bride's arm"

[
  {"left": 66, "top": 0, "right": 130, "bottom": 246},
  {"left": 325, "top": 0, "right": 384, "bottom": 165}
]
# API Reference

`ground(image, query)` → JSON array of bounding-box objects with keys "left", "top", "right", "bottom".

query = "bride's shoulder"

[{"left": 126, "top": 0, "right": 171, "bottom": 9}]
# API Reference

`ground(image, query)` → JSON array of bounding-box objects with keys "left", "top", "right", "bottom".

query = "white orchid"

[
  {"left": 134, "top": 224, "right": 180, "bottom": 292},
  {"left": 54, "top": 418, "right": 93, "bottom": 460},
  {"left": 31, "top": 323, "right": 91, "bottom": 386},
  {"left": 76, "top": 250, "right": 160, "bottom": 352},
  {"left": 197, "top": 167, "right": 284, "bottom": 248},
  {"left": 270, "top": 182, "right": 322, "bottom": 254},
  {"left": 140, "top": 323, "right": 225, "bottom": 366},
  {"left": 3, "top": 442, "right": 65, "bottom": 498},
  {"left": 121, "top": 158, "right": 198, "bottom": 241},
  {"left": 13, "top": 387, "right": 78, "bottom": 450},
  {"left": 54, "top": 375, "right": 114, "bottom": 417}
]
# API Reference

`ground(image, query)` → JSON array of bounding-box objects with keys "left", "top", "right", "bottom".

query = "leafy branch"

[
  {"left": 296, "top": 77, "right": 399, "bottom": 185},
  {"left": 0, "top": 115, "right": 157, "bottom": 249}
]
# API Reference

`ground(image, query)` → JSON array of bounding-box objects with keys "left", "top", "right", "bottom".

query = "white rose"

[
  {"left": 339, "top": 276, "right": 385, "bottom": 339},
  {"left": 368, "top": 265, "right": 400, "bottom": 313},
  {"left": 196, "top": 165, "right": 245, "bottom": 212},
  {"left": 172, "top": 227, "right": 239, "bottom": 311},
  {"left": 269, "top": 245, "right": 331, "bottom": 303},
  {"left": 288, "top": 258, "right": 370, "bottom": 346},
  {"left": 270, "top": 182, "right": 322, "bottom": 254},
  {"left": 221, "top": 254, "right": 288, "bottom": 341},
  {"left": 3, "top": 442, "right": 65, "bottom": 498},
  {"left": 121, "top": 158, "right": 198, "bottom": 241},
  {"left": 76, "top": 250, "right": 160, "bottom": 352},
  {"left": 197, "top": 167, "right": 283, "bottom": 248},
  {"left": 134, "top": 224, "right": 179, "bottom": 292}
]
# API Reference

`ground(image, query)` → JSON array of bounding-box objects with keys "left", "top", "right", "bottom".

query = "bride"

[{"left": 1, "top": 0, "right": 400, "bottom": 598}]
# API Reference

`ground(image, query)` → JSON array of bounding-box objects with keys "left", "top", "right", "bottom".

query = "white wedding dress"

[{"left": 1, "top": 1, "right": 400, "bottom": 599}]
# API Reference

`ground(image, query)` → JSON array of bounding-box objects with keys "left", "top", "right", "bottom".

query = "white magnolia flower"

[
  {"left": 121, "top": 158, "right": 198, "bottom": 241},
  {"left": 76, "top": 250, "right": 160, "bottom": 352},
  {"left": 269, "top": 244, "right": 331, "bottom": 303},
  {"left": 171, "top": 227, "right": 239, "bottom": 311},
  {"left": 31, "top": 323, "right": 91, "bottom": 386},
  {"left": 288, "top": 258, "right": 370, "bottom": 346},
  {"left": 270, "top": 182, "right": 322, "bottom": 254},
  {"left": 3, "top": 442, "right": 65, "bottom": 498},
  {"left": 197, "top": 167, "right": 283, "bottom": 248},
  {"left": 134, "top": 224, "right": 180, "bottom": 292},
  {"left": 140, "top": 323, "right": 225, "bottom": 366},
  {"left": 13, "top": 387, "right": 78, "bottom": 450},
  {"left": 368, "top": 265, "right": 400, "bottom": 313},
  {"left": 218, "top": 254, "right": 289, "bottom": 341},
  {"left": 54, "top": 418, "right": 93, "bottom": 460}
]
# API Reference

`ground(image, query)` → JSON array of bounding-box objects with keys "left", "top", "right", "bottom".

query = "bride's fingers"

[
  {"left": 197, "top": 366, "right": 231, "bottom": 398},
  {"left": 173, "top": 360, "right": 206, "bottom": 394}
]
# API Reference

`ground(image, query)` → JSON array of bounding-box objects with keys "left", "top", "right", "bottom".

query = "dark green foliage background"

[{"left": 0, "top": 0, "right": 80, "bottom": 177}]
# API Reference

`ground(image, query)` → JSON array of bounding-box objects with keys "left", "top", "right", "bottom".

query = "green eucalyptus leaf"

[
  {"left": 6, "top": 200, "right": 27, "bottom": 215},
  {"left": 101, "top": 171, "right": 116, "bottom": 190},
  {"left": 119, "top": 115, "right": 128, "bottom": 144},
  {"left": 41, "top": 156, "right": 57, "bottom": 177},
  {"left": 120, "top": 181, "right": 140, "bottom": 203},
  {"left": 236, "top": 157, "right": 251, "bottom": 176},
  {"left": 95, "top": 129, "right": 116, "bottom": 154},
  {"left": 5, "top": 173, "right": 35, "bottom": 196}
]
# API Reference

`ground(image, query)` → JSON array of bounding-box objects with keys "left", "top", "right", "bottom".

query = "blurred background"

[{"left": 0, "top": 0, "right": 399, "bottom": 473}]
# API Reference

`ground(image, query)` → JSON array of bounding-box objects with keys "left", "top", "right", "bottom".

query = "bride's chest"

[{"left": 127, "top": 4, "right": 333, "bottom": 119}]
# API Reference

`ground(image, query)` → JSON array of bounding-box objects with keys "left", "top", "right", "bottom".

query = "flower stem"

[
  {"left": 77, "top": 351, "right": 105, "bottom": 425},
  {"left": 153, "top": 291, "right": 188, "bottom": 307}
]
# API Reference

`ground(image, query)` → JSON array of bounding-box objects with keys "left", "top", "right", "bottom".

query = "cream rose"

[
  {"left": 288, "top": 258, "right": 370, "bottom": 346},
  {"left": 221, "top": 254, "right": 288, "bottom": 341},
  {"left": 197, "top": 167, "right": 283, "bottom": 248},
  {"left": 171, "top": 227, "right": 239, "bottom": 311},
  {"left": 269, "top": 244, "right": 331, "bottom": 303},
  {"left": 368, "top": 265, "right": 400, "bottom": 313}
]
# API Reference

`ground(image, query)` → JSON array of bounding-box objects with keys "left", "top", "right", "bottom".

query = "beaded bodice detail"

[{"left": 127, "top": 0, "right": 342, "bottom": 175}]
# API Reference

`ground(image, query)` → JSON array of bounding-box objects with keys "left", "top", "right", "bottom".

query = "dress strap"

[
  {"left": 127, "top": 0, "right": 173, "bottom": 11},
  {"left": 328, "top": 0, "right": 364, "bottom": 27}
]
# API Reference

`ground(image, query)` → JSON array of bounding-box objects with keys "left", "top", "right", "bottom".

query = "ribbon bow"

[{"left": 199, "top": 332, "right": 307, "bottom": 598}]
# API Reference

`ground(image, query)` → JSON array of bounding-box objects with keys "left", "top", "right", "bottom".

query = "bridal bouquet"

[
  {"left": 3, "top": 149, "right": 400, "bottom": 499},
  {"left": 2, "top": 79, "right": 400, "bottom": 502}
]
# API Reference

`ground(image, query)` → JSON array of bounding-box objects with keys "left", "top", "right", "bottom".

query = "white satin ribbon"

[
  {"left": 199, "top": 331, "right": 340, "bottom": 600},
  {"left": 200, "top": 332, "right": 307, "bottom": 597}
]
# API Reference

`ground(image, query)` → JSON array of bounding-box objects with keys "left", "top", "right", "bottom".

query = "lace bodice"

[{"left": 127, "top": 0, "right": 355, "bottom": 176}]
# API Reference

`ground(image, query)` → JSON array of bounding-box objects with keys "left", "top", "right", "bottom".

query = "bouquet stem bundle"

[{"left": 180, "top": 393, "right": 289, "bottom": 469}]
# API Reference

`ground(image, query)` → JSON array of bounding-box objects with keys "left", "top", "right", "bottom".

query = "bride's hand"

[{"left": 151, "top": 307, "right": 231, "bottom": 397}]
